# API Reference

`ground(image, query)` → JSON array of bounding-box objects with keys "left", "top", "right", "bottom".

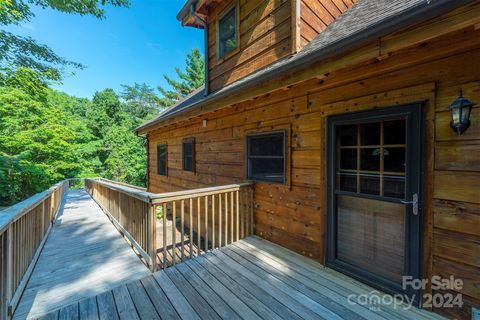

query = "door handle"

[{"left": 401, "top": 193, "right": 418, "bottom": 215}]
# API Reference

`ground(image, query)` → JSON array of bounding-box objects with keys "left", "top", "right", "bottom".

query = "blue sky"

[{"left": 6, "top": 1, "right": 204, "bottom": 98}]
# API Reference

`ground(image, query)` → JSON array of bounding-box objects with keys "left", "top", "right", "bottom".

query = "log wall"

[
  {"left": 207, "top": 0, "right": 294, "bottom": 92},
  {"left": 298, "top": 0, "right": 356, "bottom": 49},
  {"left": 149, "top": 5, "right": 480, "bottom": 318}
]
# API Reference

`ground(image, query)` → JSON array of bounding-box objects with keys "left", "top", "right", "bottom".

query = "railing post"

[
  {"left": 5, "top": 226, "right": 13, "bottom": 319},
  {"left": 147, "top": 204, "right": 157, "bottom": 272},
  {"left": 41, "top": 199, "right": 45, "bottom": 237}
]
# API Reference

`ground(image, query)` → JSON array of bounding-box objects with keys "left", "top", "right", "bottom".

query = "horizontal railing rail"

[
  {"left": 0, "top": 177, "right": 254, "bottom": 318},
  {"left": 85, "top": 178, "right": 157, "bottom": 271},
  {"left": 85, "top": 178, "right": 254, "bottom": 271},
  {"left": 154, "top": 182, "right": 254, "bottom": 269},
  {"left": 0, "top": 180, "right": 69, "bottom": 319}
]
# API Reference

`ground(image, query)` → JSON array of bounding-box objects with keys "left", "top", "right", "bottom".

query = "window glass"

[
  {"left": 247, "top": 132, "right": 285, "bottom": 183},
  {"left": 157, "top": 144, "right": 167, "bottom": 176},
  {"left": 183, "top": 139, "right": 195, "bottom": 172},
  {"left": 336, "top": 119, "right": 406, "bottom": 199},
  {"left": 219, "top": 6, "right": 237, "bottom": 58}
]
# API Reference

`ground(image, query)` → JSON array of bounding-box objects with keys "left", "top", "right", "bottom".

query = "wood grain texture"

[
  {"left": 298, "top": 0, "right": 356, "bottom": 50},
  {"left": 146, "top": 6, "right": 480, "bottom": 318},
  {"left": 208, "top": 0, "right": 293, "bottom": 92},
  {"left": 39, "top": 237, "right": 445, "bottom": 320},
  {"left": 13, "top": 190, "right": 150, "bottom": 320}
]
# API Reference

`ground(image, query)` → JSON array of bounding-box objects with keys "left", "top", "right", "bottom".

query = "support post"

[
  {"left": 148, "top": 204, "right": 157, "bottom": 272},
  {"left": 5, "top": 226, "right": 13, "bottom": 319}
]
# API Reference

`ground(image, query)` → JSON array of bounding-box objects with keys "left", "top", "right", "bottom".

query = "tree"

[
  {"left": 0, "top": 0, "right": 130, "bottom": 80},
  {"left": 120, "top": 82, "right": 161, "bottom": 122},
  {"left": 158, "top": 48, "right": 204, "bottom": 107},
  {"left": 0, "top": 68, "right": 91, "bottom": 205}
]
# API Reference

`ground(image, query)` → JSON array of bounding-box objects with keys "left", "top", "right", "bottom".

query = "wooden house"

[{"left": 136, "top": 0, "right": 480, "bottom": 318}]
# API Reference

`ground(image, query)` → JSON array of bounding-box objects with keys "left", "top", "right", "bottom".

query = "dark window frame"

[
  {"left": 157, "top": 144, "right": 167, "bottom": 176},
  {"left": 326, "top": 103, "right": 424, "bottom": 307},
  {"left": 246, "top": 131, "right": 286, "bottom": 184},
  {"left": 182, "top": 137, "right": 195, "bottom": 172},
  {"left": 217, "top": 3, "right": 238, "bottom": 59}
]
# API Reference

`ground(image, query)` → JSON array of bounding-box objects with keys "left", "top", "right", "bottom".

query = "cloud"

[{"left": 21, "top": 23, "right": 35, "bottom": 30}]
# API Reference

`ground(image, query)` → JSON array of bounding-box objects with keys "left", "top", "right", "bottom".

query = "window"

[
  {"left": 218, "top": 5, "right": 238, "bottom": 59},
  {"left": 183, "top": 138, "right": 195, "bottom": 172},
  {"left": 157, "top": 144, "right": 167, "bottom": 176},
  {"left": 336, "top": 120, "right": 406, "bottom": 199},
  {"left": 247, "top": 132, "right": 285, "bottom": 183}
]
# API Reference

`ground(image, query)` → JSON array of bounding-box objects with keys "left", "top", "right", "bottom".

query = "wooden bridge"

[{"left": 1, "top": 179, "right": 444, "bottom": 319}]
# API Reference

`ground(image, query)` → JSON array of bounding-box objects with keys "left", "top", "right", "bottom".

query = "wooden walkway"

[
  {"left": 39, "top": 236, "right": 444, "bottom": 320},
  {"left": 13, "top": 190, "right": 150, "bottom": 320}
]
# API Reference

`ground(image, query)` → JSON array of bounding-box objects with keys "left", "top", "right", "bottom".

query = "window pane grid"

[
  {"left": 247, "top": 132, "right": 285, "bottom": 183},
  {"left": 183, "top": 139, "right": 195, "bottom": 172},
  {"left": 336, "top": 120, "right": 406, "bottom": 199},
  {"left": 157, "top": 144, "right": 167, "bottom": 176},
  {"left": 218, "top": 6, "right": 237, "bottom": 58}
]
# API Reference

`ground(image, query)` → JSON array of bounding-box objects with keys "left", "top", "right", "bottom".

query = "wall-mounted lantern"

[{"left": 449, "top": 90, "right": 474, "bottom": 135}]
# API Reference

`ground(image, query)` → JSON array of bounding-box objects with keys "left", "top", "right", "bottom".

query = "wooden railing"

[
  {"left": 85, "top": 178, "right": 254, "bottom": 271},
  {"left": 152, "top": 183, "right": 254, "bottom": 269},
  {"left": 0, "top": 178, "right": 254, "bottom": 318},
  {"left": 85, "top": 179, "right": 157, "bottom": 271},
  {"left": 0, "top": 180, "right": 69, "bottom": 318}
]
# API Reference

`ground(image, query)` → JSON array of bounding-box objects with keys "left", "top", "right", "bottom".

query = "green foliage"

[
  {"left": 0, "top": 68, "right": 149, "bottom": 206},
  {"left": 0, "top": 0, "right": 129, "bottom": 80},
  {"left": 0, "top": 68, "right": 90, "bottom": 204},
  {"left": 0, "top": 47, "right": 205, "bottom": 206},
  {"left": 120, "top": 83, "right": 160, "bottom": 121},
  {"left": 158, "top": 48, "right": 205, "bottom": 107}
]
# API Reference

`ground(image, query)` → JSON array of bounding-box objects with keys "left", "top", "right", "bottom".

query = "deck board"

[
  {"left": 9, "top": 187, "right": 447, "bottom": 320},
  {"left": 31, "top": 231, "right": 447, "bottom": 320},
  {"left": 13, "top": 190, "right": 150, "bottom": 320}
]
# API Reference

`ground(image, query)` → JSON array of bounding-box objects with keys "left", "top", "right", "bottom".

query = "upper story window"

[
  {"left": 183, "top": 138, "right": 195, "bottom": 172},
  {"left": 247, "top": 132, "right": 285, "bottom": 184},
  {"left": 157, "top": 144, "right": 167, "bottom": 176},
  {"left": 218, "top": 5, "right": 238, "bottom": 59}
]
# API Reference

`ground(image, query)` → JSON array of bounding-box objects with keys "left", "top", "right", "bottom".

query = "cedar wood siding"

[
  {"left": 208, "top": 0, "right": 294, "bottom": 92},
  {"left": 299, "top": 0, "right": 357, "bottom": 49},
  {"left": 148, "top": 3, "right": 480, "bottom": 319},
  {"left": 207, "top": 0, "right": 355, "bottom": 92}
]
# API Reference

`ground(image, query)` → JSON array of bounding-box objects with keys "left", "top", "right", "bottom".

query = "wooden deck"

[
  {"left": 38, "top": 236, "right": 444, "bottom": 320},
  {"left": 13, "top": 190, "right": 150, "bottom": 319}
]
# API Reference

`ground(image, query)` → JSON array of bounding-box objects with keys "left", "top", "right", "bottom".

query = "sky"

[{"left": 6, "top": 0, "right": 204, "bottom": 98}]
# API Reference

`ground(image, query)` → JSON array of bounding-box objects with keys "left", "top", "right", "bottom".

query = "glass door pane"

[
  {"left": 335, "top": 118, "right": 407, "bottom": 285},
  {"left": 336, "top": 195, "right": 406, "bottom": 283}
]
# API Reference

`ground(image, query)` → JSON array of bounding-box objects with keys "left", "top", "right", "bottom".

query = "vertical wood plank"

[
  {"left": 249, "top": 187, "right": 254, "bottom": 235},
  {"left": 5, "top": 226, "right": 13, "bottom": 319},
  {"left": 211, "top": 195, "right": 215, "bottom": 249},
  {"left": 224, "top": 194, "right": 228, "bottom": 245},
  {"left": 240, "top": 190, "right": 244, "bottom": 239},
  {"left": 197, "top": 197, "right": 201, "bottom": 256},
  {"left": 162, "top": 203, "right": 167, "bottom": 269},
  {"left": 236, "top": 190, "right": 239, "bottom": 242},
  {"left": 149, "top": 204, "right": 157, "bottom": 272},
  {"left": 172, "top": 201, "right": 176, "bottom": 266},
  {"left": 219, "top": 194, "right": 223, "bottom": 247},
  {"left": 181, "top": 200, "right": 185, "bottom": 262},
  {"left": 189, "top": 198, "right": 193, "bottom": 258},
  {"left": 204, "top": 196, "right": 208, "bottom": 252},
  {"left": 230, "top": 192, "right": 234, "bottom": 244}
]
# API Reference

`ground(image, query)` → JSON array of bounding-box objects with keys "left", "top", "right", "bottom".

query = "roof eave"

[
  {"left": 176, "top": 0, "right": 195, "bottom": 22},
  {"left": 141, "top": 0, "right": 474, "bottom": 135}
]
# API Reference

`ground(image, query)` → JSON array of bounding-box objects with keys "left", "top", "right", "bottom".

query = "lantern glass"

[
  {"left": 451, "top": 107, "right": 460, "bottom": 124},
  {"left": 461, "top": 104, "right": 472, "bottom": 123},
  {"left": 449, "top": 90, "right": 474, "bottom": 135}
]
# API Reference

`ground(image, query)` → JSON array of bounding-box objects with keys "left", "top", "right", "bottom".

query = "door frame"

[{"left": 326, "top": 103, "right": 425, "bottom": 306}]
